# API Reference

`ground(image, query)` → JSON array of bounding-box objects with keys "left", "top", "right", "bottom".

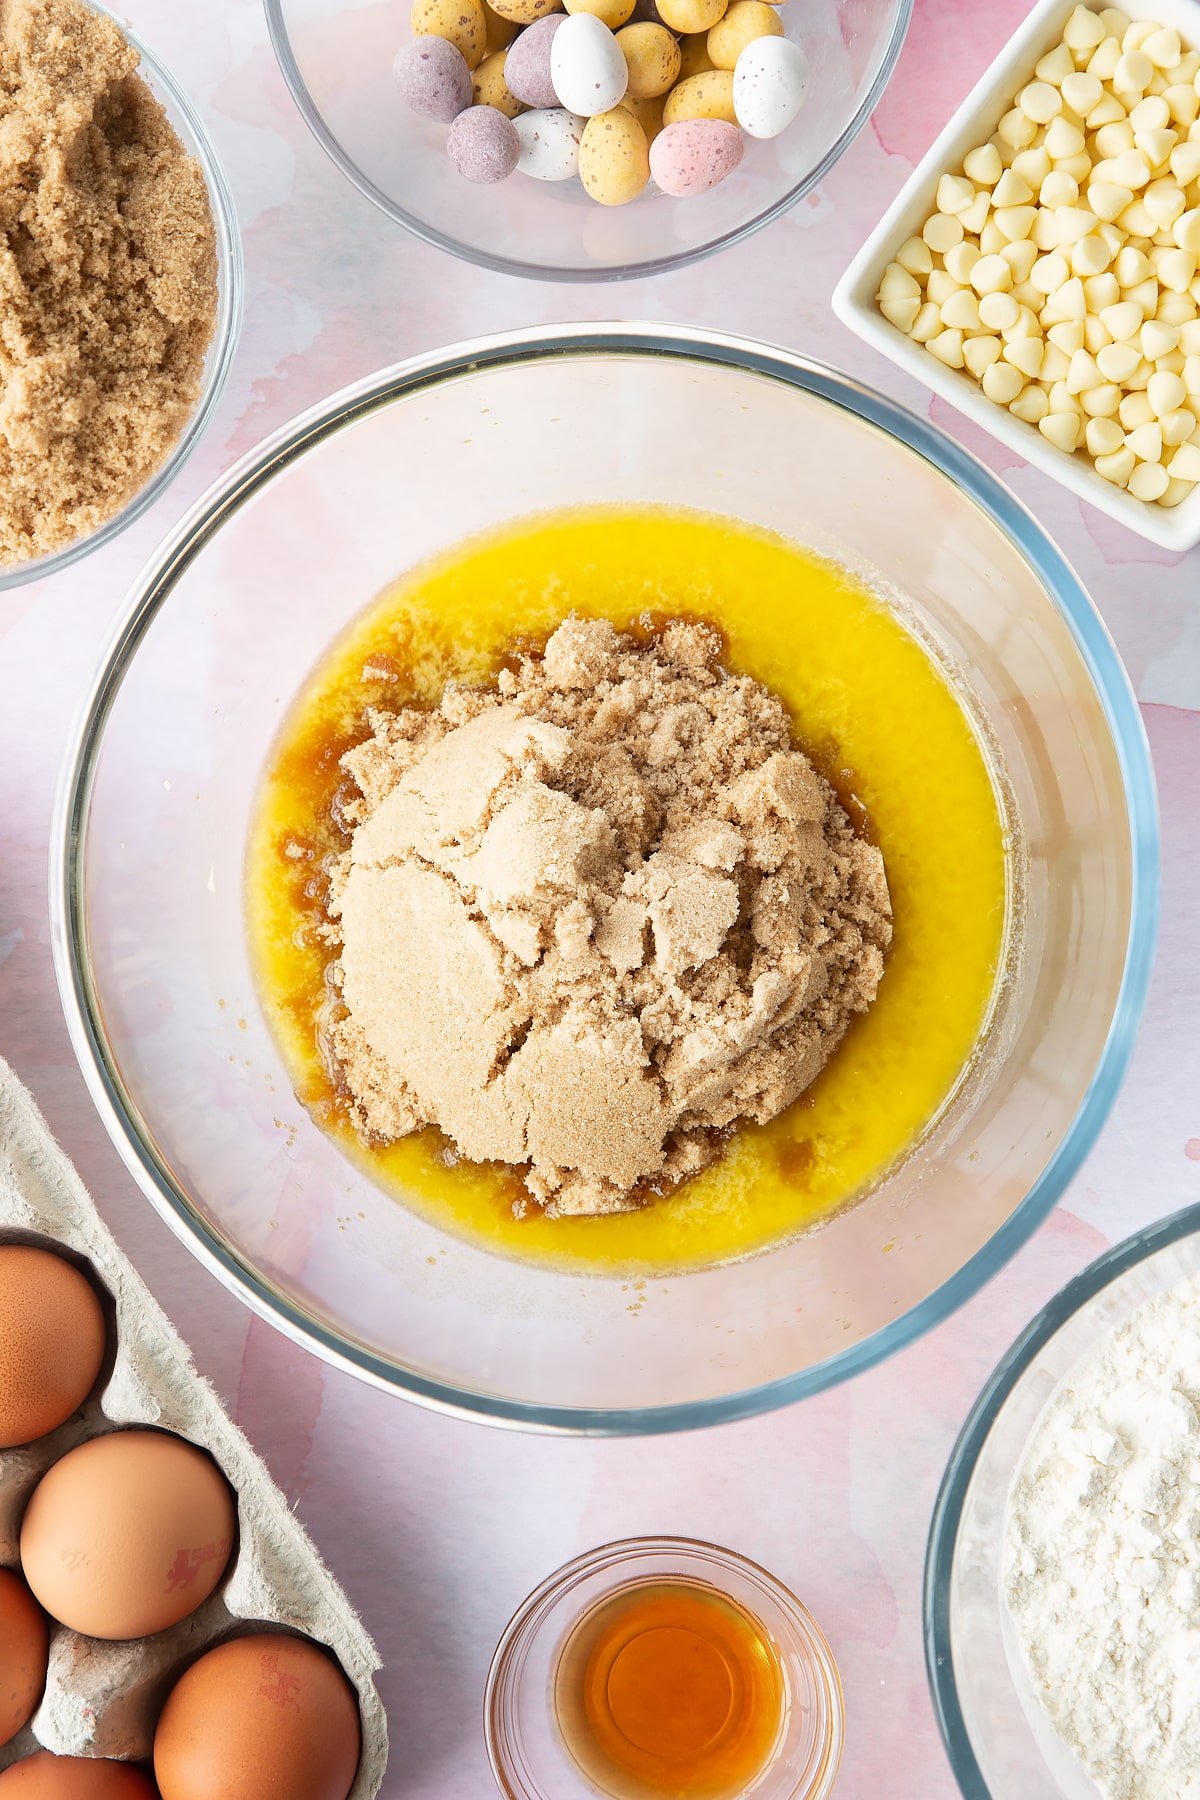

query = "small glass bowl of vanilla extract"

[{"left": 485, "top": 1537, "right": 844, "bottom": 1800}]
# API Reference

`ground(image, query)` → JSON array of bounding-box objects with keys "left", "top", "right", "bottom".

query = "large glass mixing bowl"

[
  {"left": 265, "top": 0, "right": 910, "bottom": 280},
  {"left": 51, "top": 326, "right": 1158, "bottom": 1433}
]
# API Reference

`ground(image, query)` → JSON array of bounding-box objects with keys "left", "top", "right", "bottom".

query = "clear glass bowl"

[
  {"left": 485, "top": 1537, "right": 844, "bottom": 1798},
  {"left": 925, "top": 1204, "right": 1200, "bottom": 1800},
  {"left": 264, "top": 0, "right": 911, "bottom": 280},
  {"left": 50, "top": 324, "right": 1158, "bottom": 1433},
  {"left": 0, "top": 0, "right": 243, "bottom": 593}
]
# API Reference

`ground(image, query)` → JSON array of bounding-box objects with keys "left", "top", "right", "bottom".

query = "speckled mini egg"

[
  {"left": 0, "top": 1243, "right": 106, "bottom": 1449},
  {"left": 707, "top": 0, "right": 779, "bottom": 68},
  {"left": 0, "top": 1569, "right": 47, "bottom": 1748},
  {"left": 649, "top": 116, "right": 742, "bottom": 193},
  {"left": 655, "top": 0, "right": 725, "bottom": 37},
  {"left": 504, "top": 14, "right": 563, "bottom": 106},
  {"left": 153, "top": 1634, "right": 361, "bottom": 1800},
  {"left": 663, "top": 67, "right": 735, "bottom": 123},
  {"left": 620, "top": 90, "right": 665, "bottom": 142},
  {"left": 579, "top": 105, "right": 650, "bottom": 202},
  {"left": 732, "top": 33, "right": 807, "bottom": 137},
  {"left": 0, "top": 1756, "right": 157, "bottom": 1798},
  {"left": 394, "top": 35, "right": 473, "bottom": 118},
  {"left": 615, "top": 21, "right": 679, "bottom": 97},
  {"left": 513, "top": 105, "right": 586, "bottom": 177},
  {"left": 472, "top": 47, "right": 524, "bottom": 112},
  {"left": 488, "top": 0, "right": 560, "bottom": 26},
  {"left": 20, "top": 1429, "right": 237, "bottom": 1641},
  {"left": 677, "top": 29, "right": 714, "bottom": 76},
  {"left": 550, "top": 13, "right": 628, "bottom": 116},
  {"left": 448, "top": 103, "right": 521, "bottom": 178},
  {"left": 411, "top": 0, "right": 487, "bottom": 65},
  {"left": 563, "top": 0, "right": 635, "bottom": 28}
]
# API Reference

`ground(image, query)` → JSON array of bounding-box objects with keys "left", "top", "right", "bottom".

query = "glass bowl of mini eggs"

[{"left": 265, "top": 0, "right": 911, "bottom": 278}]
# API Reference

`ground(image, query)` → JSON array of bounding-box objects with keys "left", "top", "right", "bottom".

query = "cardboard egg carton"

[{"left": 0, "top": 1059, "right": 387, "bottom": 1794}]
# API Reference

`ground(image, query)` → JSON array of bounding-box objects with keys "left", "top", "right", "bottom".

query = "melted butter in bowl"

[{"left": 245, "top": 504, "right": 1010, "bottom": 1275}]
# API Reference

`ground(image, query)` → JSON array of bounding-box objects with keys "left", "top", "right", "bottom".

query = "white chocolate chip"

[
  {"left": 927, "top": 328, "right": 966, "bottom": 368},
  {"left": 1141, "top": 318, "right": 1180, "bottom": 358},
  {"left": 940, "top": 288, "right": 982, "bottom": 330},
  {"left": 879, "top": 263, "right": 922, "bottom": 302},
  {"left": 1125, "top": 419, "right": 1163, "bottom": 458},
  {"left": 982, "top": 360, "right": 1025, "bottom": 403},
  {"left": 1063, "top": 71, "right": 1103, "bottom": 114},
  {"left": 937, "top": 173, "right": 976, "bottom": 215},
  {"left": 1011, "top": 384, "right": 1050, "bottom": 422},
  {"left": 1160, "top": 249, "right": 1198, "bottom": 290},
  {"left": 1128, "top": 459, "right": 1170, "bottom": 497},
  {"left": 1064, "top": 6, "right": 1106, "bottom": 53},
  {"left": 964, "top": 142, "right": 1003, "bottom": 185},
  {"left": 1101, "top": 298, "right": 1144, "bottom": 337},
  {"left": 1040, "top": 410, "right": 1082, "bottom": 451},
  {"left": 978, "top": 289, "right": 1021, "bottom": 330},
  {"left": 970, "top": 252, "right": 1014, "bottom": 294},
  {"left": 944, "top": 240, "right": 981, "bottom": 283},
  {"left": 1114, "top": 50, "right": 1154, "bottom": 95},
  {"left": 1096, "top": 445, "right": 1137, "bottom": 483},
  {"left": 1020, "top": 80, "right": 1063, "bottom": 123},
  {"left": 897, "top": 236, "right": 934, "bottom": 276},
  {"left": 1086, "top": 415, "right": 1125, "bottom": 455},
  {"left": 910, "top": 301, "right": 942, "bottom": 342},
  {"left": 1005, "top": 336, "right": 1045, "bottom": 378},
  {"left": 1168, "top": 440, "right": 1200, "bottom": 478},
  {"left": 1149, "top": 368, "right": 1188, "bottom": 412},
  {"left": 1144, "top": 27, "right": 1182, "bottom": 70},
  {"left": 881, "top": 294, "right": 921, "bottom": 331},
  {"left": 963, "top": 334, "right": 1003, "bottom": 376},
  {"left": 1161, "top": 405, "right": 1198, "bottom": 443},
  {"left": 923, "top": 211, "right": 964, "bottom": 253},
  {"left": 1098, "top": 340, "right": 1141, "bottom": 380},
  {"left": 1120, "top": 389, "right": 1155, "bottom": 427}
]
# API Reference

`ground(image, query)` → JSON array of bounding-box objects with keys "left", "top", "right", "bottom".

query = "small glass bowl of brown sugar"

[
  {"left": 485, "top": 1536, "right": 844, "bottom": 1800},
  {"left": 0, "top": 0, "right": 242, "bottom": 591}
]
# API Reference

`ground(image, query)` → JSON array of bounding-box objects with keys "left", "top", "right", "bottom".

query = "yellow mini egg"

[
  {"left": 0, "top": 1244, "right": 107, "bottom": 1449},
  {"left": 472, "top": 49, "right": 524, "bottom": 113},
  {"left": 663, "top": 66, "right": 735, "bottom": 123},
  {"left": 655, "top": 0, "right": 725, "bottom": 37},
  {"left": 579, "top": 106, "right": 650, "bottom": 202},
  {"left": 677, "top": 30, "right": 715, "bottom": 77},
  {"left": 411, "top": 0, "right": 487, "bottom": 66},
  {"left": 707, "top": 0, "right": 780, "bottom": 68},
  {"left": 615, "top": 21, "right": 680, "bottom": 96},
  {"left": 483, "top": 0, "right": 519, "bottom": 48},
  {"left": 620, "top": 90, "right": 666, "bottom": 141},
  {"left": 564, "top": 0, "right": 635, "bottom": 27},
  {"left": 487, "top": 0, "right": 561, "bottom": 25}
]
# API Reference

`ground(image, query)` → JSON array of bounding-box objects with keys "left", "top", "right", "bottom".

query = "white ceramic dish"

[{"left": 833, "top": 0, "right": 1200, "bottom": 554}]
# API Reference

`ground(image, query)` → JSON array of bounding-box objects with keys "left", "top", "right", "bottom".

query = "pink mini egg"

[
  {"left": 649, "top": 116, "right": 742, "bottom": 194},
  {"left": 504, "top": 14, "right": 564, "bottom": 107},
  {"left": 394, "top": 35, "right": 473, "bottom": 120},
  {"left": 448, "top": 104, "right": 521, "bottom": 180}
]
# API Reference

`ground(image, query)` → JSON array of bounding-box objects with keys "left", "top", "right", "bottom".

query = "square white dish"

[{"left": 833, "top": 0, "right": 1200, "bottom": 553}]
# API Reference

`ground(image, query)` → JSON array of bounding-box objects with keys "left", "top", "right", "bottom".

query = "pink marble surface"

[{"left": 1, "top": 0, "right": 1199, "bottom": 1793}]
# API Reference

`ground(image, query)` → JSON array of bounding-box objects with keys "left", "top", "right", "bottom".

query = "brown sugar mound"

[
  {"left": 0, "top": 0, "right": 217, "bottom": 567},
  {"left": 327, "top": 616, "right": 893, "bottom": 1218}
]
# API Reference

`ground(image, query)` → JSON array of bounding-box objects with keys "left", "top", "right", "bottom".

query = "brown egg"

[
  {"left": 0, "top": 1754, "right": 157, "bottom": 1796},
  {"left": 153, "top": 1633, "right": 361, "bottom": 1800},
  {"left": 0, "top": 1245, "right": 107, "bottom": 1447},
  {"left": 19, "top": 1430, "right": 235, "bottom": 1640},
  {"left": 0, "top": 1568, "right": 48, "bottom": 1747}
]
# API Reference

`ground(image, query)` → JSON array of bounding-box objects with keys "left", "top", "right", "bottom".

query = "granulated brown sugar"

[
  {"left": 0, "top": 0, "right": 218, "bottom": 567},
  {"left": 326, "top": 614, "right": 893, "bottom": 1219}
]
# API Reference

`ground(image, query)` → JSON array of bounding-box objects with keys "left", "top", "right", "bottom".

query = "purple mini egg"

[
  {"left": 394, "top": 35, "right": 473, "bottom": 121},
  {"left": 503, "top": 14, "right": 564, "bottom": 108},
  {"left": 447, "top": 104, "right": 521, "bottom": 180},
  {"left": 649, "top": 117, "right": 742, "bottom": 194}
]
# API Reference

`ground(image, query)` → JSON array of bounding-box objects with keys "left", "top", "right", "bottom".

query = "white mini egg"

[
  {"left": 514, "top": 106, "right": 588, "bottom": 178},
  {"left": 732, "top": 35, "right": 808, "bottom": 139},
  {"left": 550, "top": 13, "right": 629, "bottom": 117}
]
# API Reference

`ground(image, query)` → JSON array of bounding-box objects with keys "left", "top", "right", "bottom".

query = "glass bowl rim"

[
  {"left": 483, "top": 1531, "right": 845, "bottom": 1800},
  {"left": 923, "top": 1199, "right": 1200, "bottom": 1800},
  {"left": 262, "top": 0, "right": 914, "bottom": 283},
  {"left": 0, "top": 0, "right": 245, "bottom": 593},
  {"left": 49, "top": 321, "right": 1161, "bottom": 1436}
]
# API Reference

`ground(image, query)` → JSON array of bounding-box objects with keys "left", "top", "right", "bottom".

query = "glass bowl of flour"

[{"left": 927, "top": 1203, "right": 1200, "bottom": 1799}]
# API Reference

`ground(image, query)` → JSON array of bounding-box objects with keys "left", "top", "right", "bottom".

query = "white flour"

[{"left": 1005, "top": 1273, "right": 1200, "bottom": 1799}]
